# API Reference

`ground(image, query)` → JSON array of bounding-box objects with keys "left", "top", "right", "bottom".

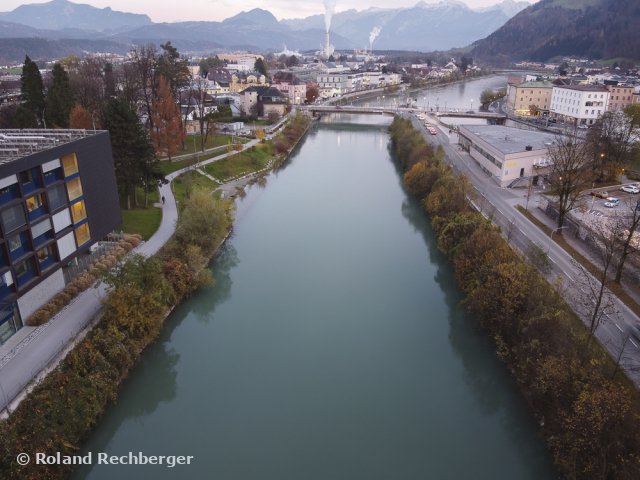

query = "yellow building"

[
  {"left": 507, "top": 81, "right": 554, "bottom": 116},
  {"left": 606, "top": 84, "right": 634, "bottom": 112}
]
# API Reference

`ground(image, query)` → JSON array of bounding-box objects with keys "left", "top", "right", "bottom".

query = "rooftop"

[
  {"left": 516, "top": 80, "right": 554, "bottom": 88},
  {"left": 0, "top": 129, "right": 101, "bottom": 164},
  {"left": 554, "top": 84, "right": 609, "bottom": 92},
  {"left": 459, "top": 125, "right": 559, "bottom": 155}
]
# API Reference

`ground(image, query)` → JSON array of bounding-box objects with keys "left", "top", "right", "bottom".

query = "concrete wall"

[{"left": 16, "top": 268, "right": 65, "bottom": 321}]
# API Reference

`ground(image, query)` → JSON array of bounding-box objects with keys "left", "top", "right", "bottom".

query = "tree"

[
  {"left": 254, "top": 58, "right": 268, "bottom": 77},
  {"left": 130, "top": 44, "right": 159, "bottom": 128},
  {"left": 150, "top": 75, "right": 184, "bottom": 164},
  {"left": 198, "top": 56, "right": 223, "bottom": 78},
  {"left": 157, "top": 41, "right": 190, "bottom": 97},
  {"left": 306, "top": 83, "right": 319, "bottom": 104},
  {"left": 459, "top": 56, "right": 472, "bottom": 73},
  {"left": 45, "top": 63, "right": 74, "bottom": 128},
  {"left": 103, "top": 62, "right": 116, "bottom": 98},
  {"left": 547, "top": 135, "right": 592, "bottom": 229},
  {"left": 613, "top": 200, "right": 640, "bottom": 283},
  {"left": 174, "top": 190, "right": 230, "bottom": 255},
  {"left": 69, "top": 104, "right": 95, "bottom": 129},
  {"left": 20, "top": 55, "right": 45, "bottom": 126},
  {"left": 66, "top": 56, "right": 108, "bottom": 114},
  {"left": 286, "top": 55, "right": 299, "bottom": 67},
  {"left": 529, "top": 104, "right": 540, "bottom": 117},
  {"left": 586, "top": 111, "right": 636, "bottom": 181},
  {"left": 101, "top": 97, "right": 156, "bottom": 210}
]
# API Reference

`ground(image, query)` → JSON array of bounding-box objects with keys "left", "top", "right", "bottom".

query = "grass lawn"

[
  {"left": 119, "top": 207, "right": 162, "bottom": 240},
  {"left": 172, "top": 171, "right": 219, "bottom": 208},
  {"left": 204, "top": 143, "right": 274, "bottom": 182},
  {"left": 158, "top": 157, "right": 198, "bottom": 175},
  {"left": 160, "top": 134, "right": 249, "bottom": 159}
]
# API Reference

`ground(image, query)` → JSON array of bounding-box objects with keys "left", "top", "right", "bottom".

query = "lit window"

[
  {"left": 70, "top": 200, "right": 87, "bottom": 224},
  {"left": 66, "top": 177, "right": 83, "bottom": 201},
  {"left": 36, "top": 245, "right": 55, "bottom": 264},
  {"left": 74, "top": 223, "right": 91, "bottom": 246},
  {"left": 62, "top": 153, "right": 79, "bottom": 177},
  {"left": 25, "top": 194, "right": 44, "bottom": 212}
]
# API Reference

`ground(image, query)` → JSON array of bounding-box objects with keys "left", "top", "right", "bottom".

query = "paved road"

[
  {"left": 0, "top": 137, "right": 261, "bottom": 413},
  {"left": 411, "top": 112, "right": 640, "bottom": 384}
]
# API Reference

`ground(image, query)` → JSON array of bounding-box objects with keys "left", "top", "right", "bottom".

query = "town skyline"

[{"left": 1, "top": 0, "right": 538, "bottom": 23}]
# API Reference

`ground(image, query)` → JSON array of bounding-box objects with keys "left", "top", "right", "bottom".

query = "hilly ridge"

[{"left": 471, "top": 0, "right": 640, "bottom": 62}]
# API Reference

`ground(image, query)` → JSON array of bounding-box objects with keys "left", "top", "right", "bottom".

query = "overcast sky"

[{"left": 2, "top": 0, "right": 538, "bottom": 22}]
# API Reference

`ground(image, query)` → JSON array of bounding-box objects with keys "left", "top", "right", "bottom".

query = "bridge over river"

[{"left": 303, "top": 105, "right": 506, "bottom": 124}]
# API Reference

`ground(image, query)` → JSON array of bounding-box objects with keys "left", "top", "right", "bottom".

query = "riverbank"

[
  {"left": 0, "top": 113, "right": 313, "bottom": 480},
  {"left": 389, "top": 116, "right": 640, "bottom": 479}
]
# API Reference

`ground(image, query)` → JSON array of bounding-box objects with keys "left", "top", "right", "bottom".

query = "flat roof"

[
  {"left": 0, "top": 129, "right": 102, "bottom": 164},
  {"left": 459, "top": 125, "right": 559, "bottom": 155}
]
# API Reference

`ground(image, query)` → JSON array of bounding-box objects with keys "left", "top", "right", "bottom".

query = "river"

[{"left": 74, "top": 79, "right": 556, "bottom": 480}]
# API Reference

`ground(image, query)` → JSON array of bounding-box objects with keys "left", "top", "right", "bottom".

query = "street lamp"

[{"left": 547, "top": 226, "right": 569, "bottom": 253}]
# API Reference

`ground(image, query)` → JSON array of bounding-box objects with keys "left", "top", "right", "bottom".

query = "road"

[{"left": 410, "top": 112, "right": 640, "bottom": 384}]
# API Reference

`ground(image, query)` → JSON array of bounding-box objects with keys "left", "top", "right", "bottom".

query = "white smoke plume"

[
  {"left": 369, "top": 26, "right": 382, "bottom": 50},
  {"left": 324, "top": 0, "right": 337, "bottom": 32}
]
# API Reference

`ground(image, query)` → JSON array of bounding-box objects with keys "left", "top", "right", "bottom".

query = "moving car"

[
  {"left": 621, "top": 185, "right": 640, "bottom": 194},
  {"left": 604, "top": 197, "right": 620, "bottom": 208}
]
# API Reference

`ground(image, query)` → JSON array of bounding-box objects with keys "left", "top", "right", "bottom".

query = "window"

[
  {"left": 7, "top": 234, "right": 22, "bottom": 252},
  {"left": 43, "top": 167, "right": 63, "bottom": 185},
  {"left": 74, "top": 223, "right": 91, "bottom": 246},
  {"left": 47, "top": 184, "right": 67, "bottom": 211},
  {"left": 14, "top": 258, "right": 35, "bottom": 282},
  {"left": 25, "top": 194, "right": 44, "bottom": 212},
  {"left": 62, "top": 153, "right": 79, "bottom": 177},
  {"left": 36, "top": 245, "right": 56, "bottom": 265},
  {"left": 1, "top": 204, "right": 26, "bottom": 233},
  {"left": 70, "top": 200, "right": 87, "bottom": 224},
  {"left": 66, "top": 177, "right": 83, "bottom": 201},
  {"left": 18, "top": 170, "right": 33, "bottom": 184}
]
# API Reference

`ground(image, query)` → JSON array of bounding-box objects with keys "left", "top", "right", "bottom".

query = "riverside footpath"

[{"left": 0, "top": 136, "right": 264, "bottom": 414}]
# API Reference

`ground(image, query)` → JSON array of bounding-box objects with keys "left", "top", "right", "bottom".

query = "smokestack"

[{"left": 326, "top": 30, "right": 330, "bottom": 58}]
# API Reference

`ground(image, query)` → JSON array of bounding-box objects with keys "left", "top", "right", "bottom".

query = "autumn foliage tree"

[
  {"left": 150, "top": 75, "right": 184, "bottom": 160},
  {"left": 69, "top": 104, "right": 95, "bottom": 129}
]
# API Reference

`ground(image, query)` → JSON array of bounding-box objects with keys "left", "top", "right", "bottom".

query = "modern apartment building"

[
  {"left": 0, "top": 129, "right": 120, "bottom": 345},
  {"left": 550, "top": 85, "right": 610, "bottom": 126}
]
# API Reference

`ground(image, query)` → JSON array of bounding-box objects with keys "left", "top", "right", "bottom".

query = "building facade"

[
  {"left": 458, "top": 125, "right": 556, "bottom": 187},
  {"left": 606, "top": 84, "right": 634, "bottom": 112},
  {"left": 550, "top": 85, "right": 610, "bottom": 126},
  {"left": 506, "top": 81, "right": 554, "bottom": 116},
  {"left": 0, "top": 130, "right": 120, "bottom": 345}
]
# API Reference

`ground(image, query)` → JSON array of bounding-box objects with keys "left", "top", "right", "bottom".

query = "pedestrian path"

[{"left": 0, "top": 136, "right": 262, "bottom": 414}]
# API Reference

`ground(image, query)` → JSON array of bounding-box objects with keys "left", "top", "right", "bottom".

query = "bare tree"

[
  {"left": 613, "top": 199, "right": 640, "bottom": 283},
  {"left": 548, "top": 134, "right": 592, "bottom": 230},
  {"left": 130, "top": 44, "right": 159, "bottom": 128},
  {"left": 586, "top": 111, "right": 636, "bottom": 181}
]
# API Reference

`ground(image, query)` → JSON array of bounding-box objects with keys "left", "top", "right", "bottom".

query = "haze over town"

[{"left": 1, "top": 0, "right": 538, "bottom": 22}]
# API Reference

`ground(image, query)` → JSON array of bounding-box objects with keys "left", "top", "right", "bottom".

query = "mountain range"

[
  {"left": 471, "top": 0, "right": 640, "bottom": 63},
  {"left": 0, "top": 0, "right": 527, "bottom": 64}
]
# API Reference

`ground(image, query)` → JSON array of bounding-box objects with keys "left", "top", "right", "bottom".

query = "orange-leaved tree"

[{"left": 150, "top": 75, "right": 184, "bottom": 160}]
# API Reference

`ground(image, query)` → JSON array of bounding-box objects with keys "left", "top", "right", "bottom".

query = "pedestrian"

[{"left": 162, "top": 195, "right": 165, "bottom": 205}]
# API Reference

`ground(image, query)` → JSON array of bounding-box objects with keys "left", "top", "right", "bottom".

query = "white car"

[
  {"left": 621, "top": 185, "right": 640, "bottom": 194},
  {"left": 604, "top": 197, "right": 620, "bottom": 208}
]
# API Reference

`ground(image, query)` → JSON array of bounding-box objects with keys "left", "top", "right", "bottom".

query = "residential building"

[
  {"left": 0, "top": 129, "right": 120, "bottom": 345},
  {"left": 229, "top": 71, "right": 267, "bottom": 93},
  {"left": 606, "top": 84, "right": 634, "bottom": 112},
  {"left": 240, "top": 86, "right": 288, "bottom": 117},
  {"left": 272, "top": 72, "right": 307, "bottom": 105},
  {"left": 550, "top": 85, "right": 610, "bottom": 126},
  {"left": 506, "top": 81, "right": 554, "bottom": 116},
  {"left": 458, "top": 125, "right": 557, "bottom": 187}
]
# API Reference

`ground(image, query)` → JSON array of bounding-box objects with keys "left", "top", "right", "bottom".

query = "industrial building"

[
  {"left": 0, "top": 129, "right": 120, "bottom": 345},
  {"left": 458, "top": 125, "right": 558, "bottom": 187}
]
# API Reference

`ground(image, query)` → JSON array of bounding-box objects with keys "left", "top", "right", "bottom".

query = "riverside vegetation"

[
  {"left": 0, "top": 190, "right": 232, "bottom": 480},
  {"left": 0, "top": 112, "right": 312, "bottom": 479},
  {"left": 389, "top": 117, "right": 640, "bottom": 480}
]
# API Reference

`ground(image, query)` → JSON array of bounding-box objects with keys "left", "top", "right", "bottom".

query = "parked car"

[
  {"left": 590, "top": 190, "right": 609, "bottom": 199},
  {"left": 621, "top": 185, "right": 640, "bottom": 194},
  {"left": 578, "top": 124, "right": 589, "bottom": 129},
  {"left": 604, "top": 197, "right": 620, "bottom": 208}
]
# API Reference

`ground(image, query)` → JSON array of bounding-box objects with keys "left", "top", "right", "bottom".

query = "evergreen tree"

[
  {"left": 101, "top": 97, "right": 156, "bottom": 210},
  {"left": 20, "top": 55, "right": 45, "bottom": 127},
  {"left": 104, "top": 62, "right": 116, "bottom": 98},
  {"left": 157, "top": 42, "right": 190, "bottom": 97},
  {"left": 254, "top": 58, "right": 268, "bottom": 77},
  {"left": 45, "top": 63, "right": 74, "bottom": 128}
]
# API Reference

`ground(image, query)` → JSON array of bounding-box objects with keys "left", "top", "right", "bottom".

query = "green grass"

[
  {"left": 118, "top": 207, "right": 162, "bottom": 241},
  {"left": 172, "top": 171, "right": 219, "bottom": 208},
  {"left": 158, "top": 157, "right": 198, "bottom": 175},
  {"left": 204, "top": 143, "right": 273, "bottom": 182},
  {"left": 160, "top": 134, "right": 249, "bottom": 159}
]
